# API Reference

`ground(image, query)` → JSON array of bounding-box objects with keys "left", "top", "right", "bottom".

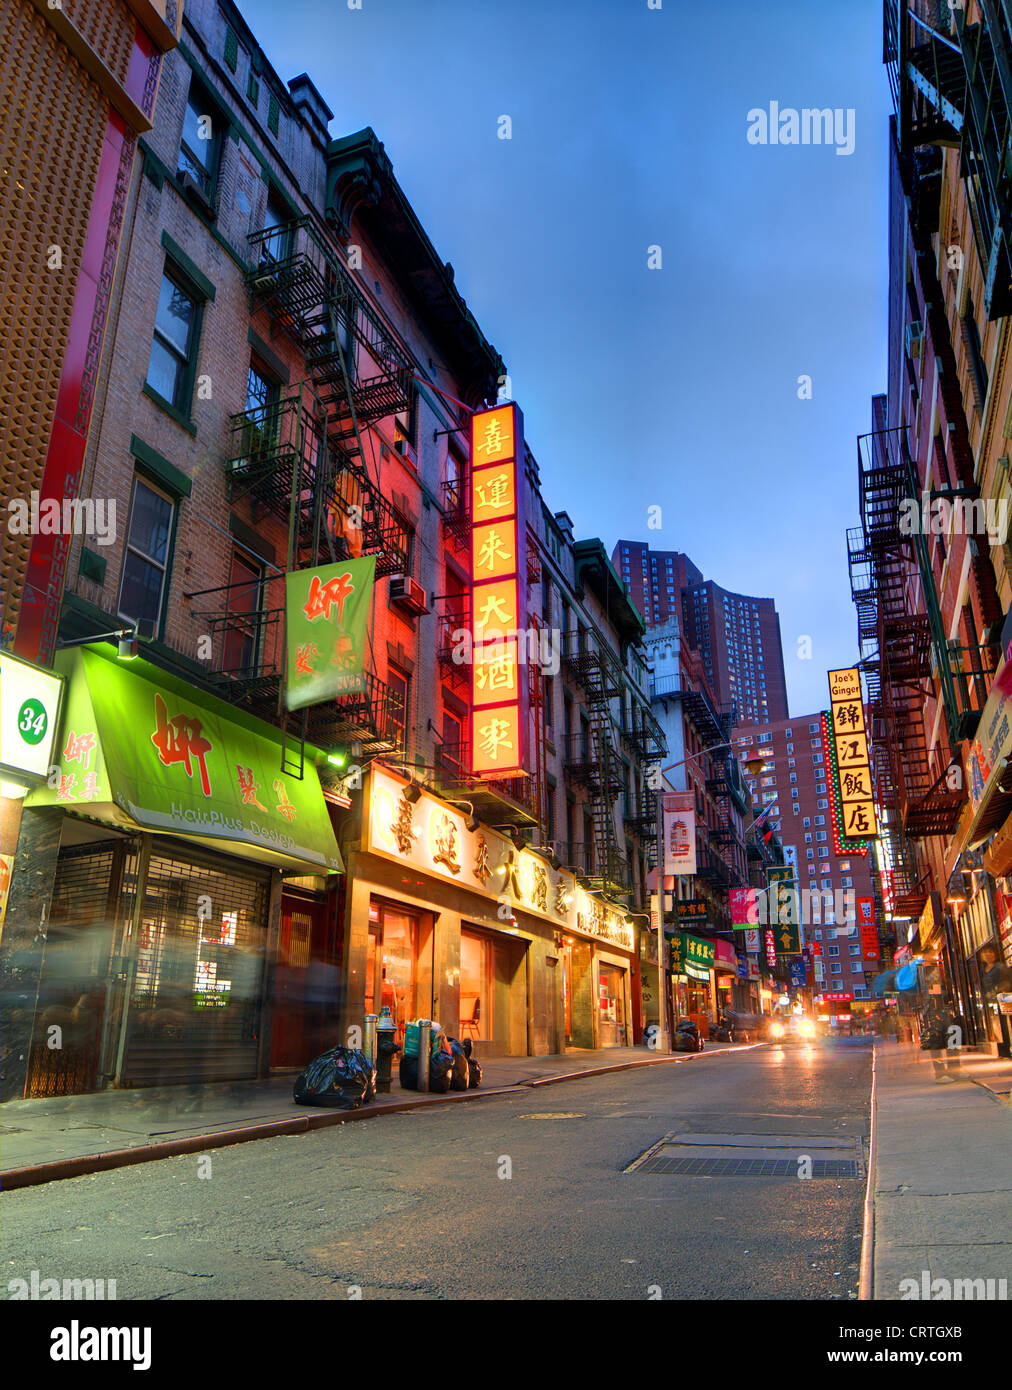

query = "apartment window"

[
  {"left": 118, "top": 476, "right": 175, "bottom": 635},
  {"left": 267, "top": 94, "right": 280, "bottom": 136},
  {"left": 792, "top": 804, "right": 800, "bottom": 815},
  {"left": 810, "top": 738, "right": 821, "bottom": 749},
  {"left": 839, "top": 860, "right": 851, "bottom": 871},
  {"left": 786, "top": 744, "right": 794, "bottom": 755},
  {"left": 809, "top": 723, "right": 820, "bottom": 733},
  {"left": 806, "top": 849, "right": 814, "bottom": 860},
  {"left": 829, "top": 963, "right": 843, "bottom": 975},
  {"left": 787, "top": 758, "right": 795, "bottom": 769},
  {"left": 791, "top": 787, "right": 798, "bottom": 799},
  {"left": 841, "top": 876, "right": 853, "bottom": 887},
  {"left": 963, "top": 293, "right": 989, "bottom": 406},
  {"left": 849, "top": 943, "right": 862, "bottom": 956},
  {"left": 222, "top": 549, "right": 264, "bottom": 676},
  {"left": 814, "top": 815, "right": 825, "bottom": 826},
  {"left": 789, "top": 772, "right": 797, "bottom": 783},
  {"left": 246, "top": 361, "right": 279, "bottom": 415},
  {"left": 814, "top": 929, "right": 823, "bottom": 940},
  {"left": 389, "top": 668, "right": 410, "bottom": 747},
  {"left": 146, "top": 270, "right": 200, "bottom": 412},
  {"left": 442, "top": 710, "right": 463, "bottom": 775},
  {"left": 177, "top": 80, "right": 221, "bottom": 200},
  {"left": 394, "top": 391, "right": 417, "bottom": 454},
  {"left": 817, "top": 798, "right": 828, "bottom": 810},
  {"left": 827, "top": 945, "right": 840, "bottom": 957},
  {"left": 821, "top": 878, "right": 832, "bottom": 890},
  {"left": 247, "top": 68, "right": 260, "bottom": 107},
  {"left": 807, "top": 863, "right": 816, "bottom": 875},
  {"left": 224, "top": 28, "right": 239, "bottom": 72},
  {"left": 804, "top": 833, "right": 813, "bottom": 844},
  {"left": 818, "top": 847, "right": 828, "bottom": 858}
]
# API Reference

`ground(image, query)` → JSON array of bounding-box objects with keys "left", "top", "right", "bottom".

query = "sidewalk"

[
  {"left": 0, "top": 1041, "right": 753, "bottom": 1189},
  {"left": 868, "top": 1039, "right": 1012, "bottom": 1300}
]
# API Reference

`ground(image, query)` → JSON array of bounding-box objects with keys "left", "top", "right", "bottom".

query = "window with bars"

[{"left": 224, "top": 26, "right": 238, "bottom": 72}]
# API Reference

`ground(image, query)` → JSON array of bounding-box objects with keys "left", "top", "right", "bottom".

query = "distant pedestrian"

[{"left": 920, "top": 996, "right": 961, "bottom": 1082}]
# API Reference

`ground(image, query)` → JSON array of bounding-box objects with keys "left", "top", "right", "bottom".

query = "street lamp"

[{"left": 653, "top": 739, "right": 771, "bottom": 1054}]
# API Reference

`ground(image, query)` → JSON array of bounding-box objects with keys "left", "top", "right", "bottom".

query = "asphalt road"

[{"left": 3, "top": 1039, "right": 872, "bottom": 1301}]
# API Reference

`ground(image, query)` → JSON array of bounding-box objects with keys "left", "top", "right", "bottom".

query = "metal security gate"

[
  {"left": 119, "top": 846, "right": 271, "bottom": 1088},
  {"left": 26, "top": 840, "right": 134, "bottom": 1098}
]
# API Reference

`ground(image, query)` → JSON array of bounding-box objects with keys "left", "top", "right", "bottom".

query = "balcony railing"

[{"left": 433, "top": 744, "right": 540, "bottom": 828}]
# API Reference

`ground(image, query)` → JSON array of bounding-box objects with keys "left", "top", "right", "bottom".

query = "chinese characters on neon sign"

[{"left": 469, "top": 403, "right": 527, "bottom": 778}]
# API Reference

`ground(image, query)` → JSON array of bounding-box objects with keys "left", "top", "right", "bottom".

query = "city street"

[{"left": 3, "top": 1043, "right": 870, "bottom": 1301}]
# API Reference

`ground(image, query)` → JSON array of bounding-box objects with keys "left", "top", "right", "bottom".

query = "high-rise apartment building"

[
  {"left": 613, "top": 542, "right": 789, "bottom": 724},
  {"left": 734, "top": 711, "right": 882, "bottom": 1001}
]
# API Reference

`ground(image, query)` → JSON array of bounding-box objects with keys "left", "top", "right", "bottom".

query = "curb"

[
  {"left": 1, "top": 1043, "right": 759, "bottom": 1191},
  {"left": 858, "top": 1040, "right": 878, "bottom": 1301}
]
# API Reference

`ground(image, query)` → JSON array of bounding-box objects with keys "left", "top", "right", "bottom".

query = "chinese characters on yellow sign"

[
  {"left": 827, "top": 666, "right": 878, "bottom": 840},
  {"left": 470, "top": 403, "right": 527, "bottom": 778}
]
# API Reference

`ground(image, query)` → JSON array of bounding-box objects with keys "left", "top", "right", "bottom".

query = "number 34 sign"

[{"left": 0, "top": 653, "right": 65, "bottom": 784}]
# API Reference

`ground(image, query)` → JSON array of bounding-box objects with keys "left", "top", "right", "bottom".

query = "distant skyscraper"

[{"left": 613, "top": 541, "right": 789, "bottom": 723}]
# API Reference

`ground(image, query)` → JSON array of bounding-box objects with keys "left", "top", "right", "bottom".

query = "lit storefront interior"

[{"left": 345, "top": 767, "right": 638, "bottom": 1056}]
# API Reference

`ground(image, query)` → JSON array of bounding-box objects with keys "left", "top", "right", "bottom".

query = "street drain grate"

[
  {"left": 625, "top": 1131, "right": 863, "bottom": 1179},
  {"left": 636, "top": 1155, "right": 857, "bottom": 1178}
]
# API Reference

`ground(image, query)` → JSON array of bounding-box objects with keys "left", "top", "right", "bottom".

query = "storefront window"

[
  {"left": 365, "top": 901, "right": 417, "bottom": 1043},
  {"left": 460, "top": 930, "right": 491, "bottom": 1040}
]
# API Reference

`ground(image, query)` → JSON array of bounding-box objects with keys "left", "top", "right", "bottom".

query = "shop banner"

[
  {"left": 965, "top": 660, "right": 1012, "bottom": 816},
  {"left": 747, "top": 954, "right": 760, "bottom": 981},
  {"left": 285, "top": 556, "right": 377, "bottom": 710},
  {"left": 744, "top": 927, "right": 761, "bottom": 952},
  {"left": 765, "top": 927, "right": 777, "bottom": 968},
  {"left": 26, "top": 649, "right": 343, "bottom": 872},
  {"left": 857, "top": 894, "right": 879, "bottom": 960},
  {"left": 682, "top": 932, "right": 715, "bottom": 970},
  {"left": 730, "top": 887, "right": 758, "bottom": 927},
  {"left": 674, "top": 898, "right": 707, "bottom": 926},
  {"left": 736, "top": 949, "right": 748, "bottom": 980},
  {"left": 788, "top": 958, "right": 807, "bottom": 987},
  {"left": 663, "top": 792, "right": 696, "bottom": 877}
]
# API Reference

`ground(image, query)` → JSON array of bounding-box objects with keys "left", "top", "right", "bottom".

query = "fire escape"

[
  {"left": 562, "top": 629, "right": 628, "bottom": 897},
  {"left": 620, "top": 698, "right": 666, "bottom": 867},
  {"left": 190, "top": 215, "right": 414, "bottom": 769}
]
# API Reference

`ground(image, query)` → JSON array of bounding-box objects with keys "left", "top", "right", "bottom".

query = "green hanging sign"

[{"left": 285, "top": 557, "right": 377, "bottom": 710}]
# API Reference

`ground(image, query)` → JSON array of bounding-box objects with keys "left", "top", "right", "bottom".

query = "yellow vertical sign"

[{"left": 827, "top": 667, "right": 878, "bottom": 839}]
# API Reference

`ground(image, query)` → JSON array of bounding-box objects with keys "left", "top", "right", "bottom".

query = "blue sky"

[{"left": 240, "top": 0, "right": 891, "bottom": 717}]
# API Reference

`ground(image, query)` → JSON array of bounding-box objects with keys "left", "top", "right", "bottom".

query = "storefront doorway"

[
  {"left": 270, "top": 894, "right": 338, "bottom": 1068},
  {"left": 364, "top": 901, "right": 418, "bottom": 1045},
  {"left": 597, "top": 963, "right": 628, "bottom": 1047},
  {"left": 460, "top": 929, "right": 493, "bottom": 1042},
  {"left": 460, "top": 923, "right": 528, "bottom": 1055}
]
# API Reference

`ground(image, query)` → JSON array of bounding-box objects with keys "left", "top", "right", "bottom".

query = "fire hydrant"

[{"left": 375, "top": 1005, "right": 400, "bottom": 1093}]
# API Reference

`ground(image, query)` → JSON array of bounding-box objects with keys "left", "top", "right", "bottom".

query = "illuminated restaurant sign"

[
  {"left": 469, "top": 403, "right": 527, "bottom": 779},
  {"left": 366, "top": 767, "right": 634, "bottom": 951},
  {"left": 826, "top": 667, "right": 878, "bottom": 842}
]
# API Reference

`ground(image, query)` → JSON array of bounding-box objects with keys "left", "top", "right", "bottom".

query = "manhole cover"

[{"left": 625, "top": 1132, "right": 862, "bottom": 1179}]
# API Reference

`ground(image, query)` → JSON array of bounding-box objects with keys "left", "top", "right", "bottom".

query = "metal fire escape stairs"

[{"left": 234, "top": 216, "right": 413, "bottom": 778}]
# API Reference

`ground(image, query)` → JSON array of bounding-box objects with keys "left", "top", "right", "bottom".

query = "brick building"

[
  {"left": 612, "top": 541, "right": 789, "bottom": 724},
  {"left": 735, "top": 711, "right": 883, "bottom": 1003},
  {"left": 0, "top": 0, "right": 665, "bottom": 1100}
]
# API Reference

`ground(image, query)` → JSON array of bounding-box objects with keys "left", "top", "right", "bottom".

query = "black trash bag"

[
  {"left": 293, "top": 1046, "right": 376, "bottom": 1109},
  {"left": 399, "top": 1046, "right": 455, "bottom": 1093},
  {"left": 446, "top": 1037, "right": 470, "bottom": 1092},
  {"left": 462, "top": 1037, "right": 482, "bottom": 1088}
]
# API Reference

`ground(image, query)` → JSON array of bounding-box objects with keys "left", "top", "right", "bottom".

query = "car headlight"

[
  {"left": 799, "top": 1019, "right": 815, "bottom": 1038},
  {"left": 770, "top": 1023, "right": 784, "bottom": 1038}
]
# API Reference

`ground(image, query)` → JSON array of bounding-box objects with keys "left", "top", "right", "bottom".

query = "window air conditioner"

[{"left": 389, "top": 575, "right": 429, "bottom": 616}]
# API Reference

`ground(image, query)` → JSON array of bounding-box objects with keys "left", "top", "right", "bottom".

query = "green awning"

[{"left": 26, "top": 648, "right": 343, "bottom": 874}]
